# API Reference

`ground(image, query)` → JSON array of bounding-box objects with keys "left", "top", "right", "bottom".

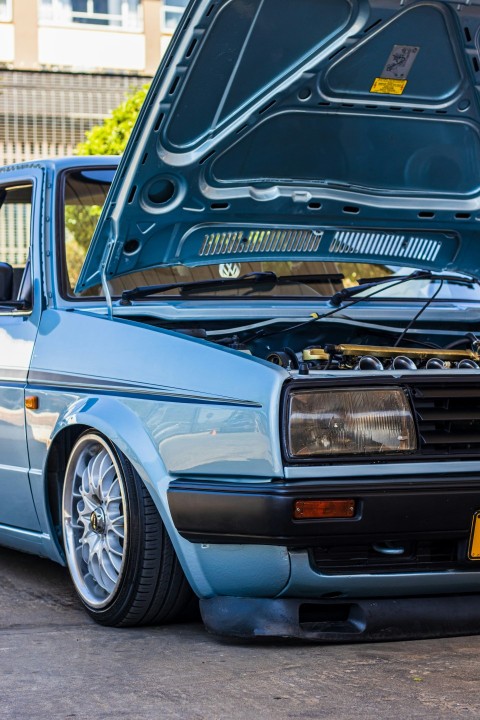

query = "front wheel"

[{"left": 62, "top": 431, "right": 195, "bottom": 626}]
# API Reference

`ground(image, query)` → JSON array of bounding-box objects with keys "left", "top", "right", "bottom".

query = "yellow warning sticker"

[{"left": 370, "top": 78, "right": 407, "bottom": 95}]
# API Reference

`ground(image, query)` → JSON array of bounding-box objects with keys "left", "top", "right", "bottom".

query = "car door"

[{"left": 0, "top": 169, "right": 43, "bottom": 531}]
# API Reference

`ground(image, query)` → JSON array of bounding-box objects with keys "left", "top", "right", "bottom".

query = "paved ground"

[{"left": 0, "top": 547, "right": 479, "bottom": 720}]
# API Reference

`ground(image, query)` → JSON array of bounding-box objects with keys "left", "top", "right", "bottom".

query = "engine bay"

[{"left": 129, "top": 310, "right": 480, "bottom": 375}]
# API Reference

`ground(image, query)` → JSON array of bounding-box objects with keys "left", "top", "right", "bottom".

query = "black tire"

[{"left": 62, "top": 430, "right": 196, "bottom": 627}]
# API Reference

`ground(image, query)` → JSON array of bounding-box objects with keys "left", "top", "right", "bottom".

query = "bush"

[{"left": 76, "top": 84, "right": 150, "bottom": 156}]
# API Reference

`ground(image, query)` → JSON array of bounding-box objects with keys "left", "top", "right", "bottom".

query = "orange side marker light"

[{"left": 293, "top": 499, "right": 355, "bottom": 519}]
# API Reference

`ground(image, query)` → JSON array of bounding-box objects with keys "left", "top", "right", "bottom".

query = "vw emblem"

[{"left": 219, "top": 263, "right": 241, "bottom": 279}]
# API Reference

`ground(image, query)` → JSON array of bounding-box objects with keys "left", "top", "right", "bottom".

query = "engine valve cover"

[{"left": 303, "top": 344, "right": 480, "bottom": 370}]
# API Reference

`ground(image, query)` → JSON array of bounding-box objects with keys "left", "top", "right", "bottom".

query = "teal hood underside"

[{"left": 77, "top": 0, "right": 480, "bottom": 290}]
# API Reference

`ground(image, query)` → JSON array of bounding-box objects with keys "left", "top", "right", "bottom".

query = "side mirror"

[{"left": 0, "top": 263, "right": 13, "bottom": 302}]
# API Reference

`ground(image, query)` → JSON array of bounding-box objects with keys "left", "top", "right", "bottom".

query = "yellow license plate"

[{"left": 469, "top": 512, "right": 480, "bottom": 560}]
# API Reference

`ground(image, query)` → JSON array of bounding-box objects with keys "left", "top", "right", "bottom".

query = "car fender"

[{"left": 40, "top": 395, "right": 224, "bottom": 597}]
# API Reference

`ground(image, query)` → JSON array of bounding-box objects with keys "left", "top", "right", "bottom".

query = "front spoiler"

[{"left": 200, "top": 594, "right": 480, "bottom": 642}]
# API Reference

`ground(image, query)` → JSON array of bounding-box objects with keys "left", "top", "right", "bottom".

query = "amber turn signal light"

[
  {"left": 25, "top": 396, "right": 39, "bottom": 410},
  {"left": 293, "top": 499, "right": 355, "bottom": 519}
]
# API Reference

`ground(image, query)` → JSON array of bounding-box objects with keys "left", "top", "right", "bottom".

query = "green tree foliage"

[
  {"left": 76, "top": 84, "right": 150, "bottom": 156},
  {"left": 64, "top": 204, "right": 106, "bottom": 285}
]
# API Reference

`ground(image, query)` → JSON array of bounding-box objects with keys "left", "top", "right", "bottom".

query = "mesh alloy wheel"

[
  {"left": 62, "top": 433, "right": 127, "bottom": 609},
  {"left": 62, "top": 431, "right": 195, "bottom": 626}
]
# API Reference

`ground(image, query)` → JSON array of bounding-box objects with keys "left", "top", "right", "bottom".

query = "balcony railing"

[{"left": 39, "top": 0, "right": 143, "bottom": 30}]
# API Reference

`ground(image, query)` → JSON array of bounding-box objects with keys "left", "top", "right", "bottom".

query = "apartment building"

[{"left": 0, "top": 0, "right": 187, "bottom": 164}]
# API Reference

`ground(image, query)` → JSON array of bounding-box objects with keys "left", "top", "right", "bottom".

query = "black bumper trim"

[
  {"left": 200, "top": 595, "right": 480, "bottom": 642},
  {"left": 167, "top": 476, "right": 480, "bottom": 546}
]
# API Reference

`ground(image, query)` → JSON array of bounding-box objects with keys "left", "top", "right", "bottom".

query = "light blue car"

[{"left": 2, "top": 0, "right": 480, "bottom": 640}]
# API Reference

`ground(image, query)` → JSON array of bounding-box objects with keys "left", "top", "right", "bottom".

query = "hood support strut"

[{"left": 100, "top": 233, "right": 115, "bottom": 319}]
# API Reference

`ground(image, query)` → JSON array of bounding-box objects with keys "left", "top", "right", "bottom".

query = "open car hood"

[{"left": 77, "top": 0, "right": 480, "bottom": 291}]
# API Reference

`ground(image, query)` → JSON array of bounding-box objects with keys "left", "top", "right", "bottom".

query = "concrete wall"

[
  {"left": 38, "top": 26, "right": 146, "bottom": 71},
  {"left": 5, "top": 0, "right": 173, "bottom": 74}
]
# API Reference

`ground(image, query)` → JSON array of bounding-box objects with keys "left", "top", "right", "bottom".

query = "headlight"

[{"left": 287, "top": 387, "right": 417, "bottom": 458}]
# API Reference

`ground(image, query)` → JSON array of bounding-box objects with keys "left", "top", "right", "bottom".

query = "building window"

[
  {"left": 162, "top": 0, "right": 188, "bottom": 32},
  {"left": 0, "top": 0, "right": 12, "bottom": 21},
  {"left": 39, "top": 0, "right": 142, "bottom": 30}
]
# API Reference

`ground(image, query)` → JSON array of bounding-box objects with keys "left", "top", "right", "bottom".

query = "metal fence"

[
  {"left": 0, "top": 70, "right": 148, "bottom": 165},
  {"left": 39, "top": 0, "right": 143, "bottom": 30}
]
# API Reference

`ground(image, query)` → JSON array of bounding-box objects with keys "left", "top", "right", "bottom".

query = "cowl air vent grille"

[
  {"left": 411, "top": 385, "right": 480, "bottom": 457},
  {"left": 199, "top": 229, "right": 323, "bottom": 257},
  {"left": 330, "top": 231, "right": 442, "bottom": 262}
]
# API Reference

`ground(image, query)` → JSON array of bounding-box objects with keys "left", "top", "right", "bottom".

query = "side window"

[{"left": 0, "top": 183, "right": 33, "bottom": 307}]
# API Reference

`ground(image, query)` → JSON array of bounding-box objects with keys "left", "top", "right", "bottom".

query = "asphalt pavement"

[{"left": 0, "top": 546, "right": 479, "bottom": 720}]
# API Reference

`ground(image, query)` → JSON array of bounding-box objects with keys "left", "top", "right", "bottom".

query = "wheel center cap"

[{"left": 90, "top": 507, "right": 106, "bottom": 535}]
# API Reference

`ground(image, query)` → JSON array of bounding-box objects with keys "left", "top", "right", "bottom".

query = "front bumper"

[
  {"left": 168, "top": 473, "right": 480, "bottom": 550},
  {"left": 200, "top": 594, "right": 480, "bottom": 641},
  {"left": 170, "top": 473, "right": 480, "bottom": 619}
]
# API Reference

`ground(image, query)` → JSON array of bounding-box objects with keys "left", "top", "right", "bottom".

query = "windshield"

[{"left": 63, "top": 169, "right": 480, "bottom": 302}]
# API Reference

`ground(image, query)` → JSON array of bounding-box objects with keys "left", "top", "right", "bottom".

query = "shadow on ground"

[{"left": 0, "top": 547, "right": 479, "bottom": 720}]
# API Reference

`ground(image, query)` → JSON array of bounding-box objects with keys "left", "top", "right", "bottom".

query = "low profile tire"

[{"left": 62, "top": 431, "right": 195, "bottom": 626}]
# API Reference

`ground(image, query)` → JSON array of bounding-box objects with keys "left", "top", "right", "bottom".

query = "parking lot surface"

[{"left": 0, "top": 547, "right": 479, "bottom": 720}]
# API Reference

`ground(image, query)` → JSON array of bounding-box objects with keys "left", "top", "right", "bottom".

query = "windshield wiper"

[
  {"left": 242, "top": 271, "right": 453, "bottom": 345},
  {"left": 327, "top": 270, "right": 473, "bottom": 307},
  {"left": 357, "top": 273, "right": 477, "bottom": 286},
  {"left": 120, "top": 272, "right": 344, "bottom": 304}
]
